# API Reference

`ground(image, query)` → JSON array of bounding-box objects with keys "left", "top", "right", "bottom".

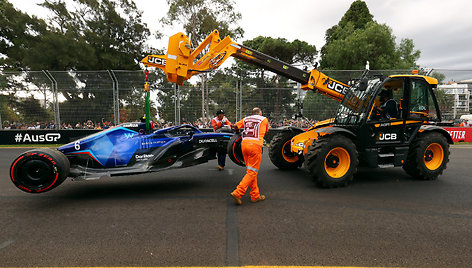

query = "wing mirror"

[{"left": 358, "top": 78, "right": 368, "bottom": 91}]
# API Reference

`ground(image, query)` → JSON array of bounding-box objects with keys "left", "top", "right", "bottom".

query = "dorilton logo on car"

[
  {"left": 135, "top": 154, "right": 154, "bottom": 161},
  {"left": 14, "top": 133, "right": 61, "bottom": 143}
]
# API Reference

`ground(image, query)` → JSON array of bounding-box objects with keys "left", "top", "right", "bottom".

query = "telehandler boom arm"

[{"left": 142, "top": 30, "right": 348, "bottom": 102}]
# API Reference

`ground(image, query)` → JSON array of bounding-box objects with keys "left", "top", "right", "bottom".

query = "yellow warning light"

[{"left": 412, "top": 70, "right": 419, "bottom": 75}]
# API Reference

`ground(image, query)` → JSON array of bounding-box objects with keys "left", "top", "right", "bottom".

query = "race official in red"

[{"left": 212, "top": 109, "right": 231, "bottom": 171}]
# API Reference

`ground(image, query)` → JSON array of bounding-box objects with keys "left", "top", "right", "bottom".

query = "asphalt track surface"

[{"left": 1, "top": 146, "right": 472, "bottom": 267}]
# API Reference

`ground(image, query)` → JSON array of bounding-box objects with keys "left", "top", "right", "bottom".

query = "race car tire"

[
  {"left": 269, "top": 131, "right": 303, "bottom": 170},
  {"left": 10, "top": 148, "right": 70, "bottom": 193},
  {"left": 227, "top": 133, "right": 245, "bottom": 167},
  {"left": 305, "top": 134, "right": 358, "bottom": 188},
  {"left": 403, "top": 132, "right": 450, "bottom": 180}
]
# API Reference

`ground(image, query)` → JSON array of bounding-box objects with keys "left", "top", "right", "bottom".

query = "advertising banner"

[
  {"left": 2, "top": 127, "right": 470, "bottom": 146},
  {"left": 443, "top": 127, "right": 472, "bottom": 142},
  {"left": 0, "top": 130, "right": 100, "bottom": 145}
]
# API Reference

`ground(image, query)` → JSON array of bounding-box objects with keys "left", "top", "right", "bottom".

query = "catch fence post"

[
  {"left": 42, "top": 70, "right": 60, "bottom": 130},
  {"left": 108, "top": 70, "right": 119, "bottom": 125},
  {"left": 174, "top": 84, "right": 181, "bottom": 125},
  {"left": 297, "top": 83, "right": 302, "bottom": 128},
  {"left": 235, "top": 79, "right": 238, "bottom": 122},
  {"left": 201, "top": 75, "right": 205, "bottom": 121},
  {"left": 239, "top": 76, "right": 242, "bottom": 120}
]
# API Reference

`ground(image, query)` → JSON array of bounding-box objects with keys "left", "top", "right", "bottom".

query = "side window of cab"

[{"left": 408, "top": 79, "right": 438, "bottom": 120}]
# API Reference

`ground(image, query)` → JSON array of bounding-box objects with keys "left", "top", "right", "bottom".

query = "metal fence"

[{"left": 1, "top": 69, "right": 471, "bottom": 130}]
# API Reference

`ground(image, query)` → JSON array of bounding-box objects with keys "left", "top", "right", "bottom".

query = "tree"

[
  {"left": 233, "top": 36, "right": 317, "bottom": 122},
  {"left": 0, "top": 1, "right": 48, "bottom": 71},
  {"left": 431, "top": 71, "right": 446, "bottom": 84},
  {"left": 320, "top": 0, "right": 420, "bottom": 70},
  {"left": 435, "top": 89, "right": 455, "bottom": 120},
  {"left": 205, "top": 69, "right": 239, "bottom": 121},
  {"left": 12, "top": 96, "right": 53, "bottom": 124},
  {"left": 1, "top": 0, "right": 151, "bottom": 71},
  {"left": 241, "top": 36, "right": 317, "bottom": 84},
  {"left": 37, "top": 0, "right": 151, "bottom": 70},
  {"left": 303, "top": 92, "right": 339, "bottom": 121},
  {"left": 396, "top": 38, "right": 421, "bottom": 69},
  {"left": 0, "top": 94, "right": 21, "bottom": 125},
  {"left": 320, "top": 0, "right": 373, "bottom": 63},
  {"left": 0, "top": 0, "right": 156, "bottom": 124},
  {"left": 161, "top": 0, "right": 244, "bottom": 48},
  {"left": 152, "top": 69, "right": 182, "bottom": 123}
]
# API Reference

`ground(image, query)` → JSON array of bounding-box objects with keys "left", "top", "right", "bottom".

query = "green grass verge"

[{"left": 453, "top": 142, "right": 472, "bottom": 145}]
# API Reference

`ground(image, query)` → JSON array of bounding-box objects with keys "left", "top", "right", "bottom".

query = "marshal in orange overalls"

[
  {"left": 231, "top": 112, "right": 269, "bottom": 202},
  {"left": 212, "top": 111, "right": 231, "bottom": 170}
]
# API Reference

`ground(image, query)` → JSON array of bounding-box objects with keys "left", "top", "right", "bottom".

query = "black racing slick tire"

[
  {"left": 305, "top": 135, "right": 358, "bottom": 188},
  {"left": 269, "top": 131, "right": 303, "bottom": 170},
  {"left": 403, "top": 132, "right": 450, "bottom": 180},
  {"left": 227, "top": 133, "right": 245, "bottom": 167},
  {"left": 10, "top": 148, "right": 70, "bottom": 193}
]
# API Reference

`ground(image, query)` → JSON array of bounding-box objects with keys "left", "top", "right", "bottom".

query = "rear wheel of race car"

[
  {"left": 227, "top": 133, "right": 245, "bottom": 167},
  {"left": 269, "top": 131, "right": 303, "bottom": 169},
  {"left": 403, "top": 132, "right": 450, "bottom": 180},
  {"left": 305, "top": 134, "right": 358, "bottom": 188},
  {"left": 10, "top": 148, "right": 70, "bottom": 193}
]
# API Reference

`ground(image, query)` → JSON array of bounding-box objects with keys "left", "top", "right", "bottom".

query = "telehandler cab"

[{"left": 142, "top": 30, "right": 452, "bottom": 188}]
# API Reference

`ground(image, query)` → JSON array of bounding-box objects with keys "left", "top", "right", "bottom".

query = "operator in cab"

[
  {"left": 212, "top": 109, "right": 231, "bottom": 170},
  {"left": 375, "top": 90, "right": 399, "bottom": 120}
]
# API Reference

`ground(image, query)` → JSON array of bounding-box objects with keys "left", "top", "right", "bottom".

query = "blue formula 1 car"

[{"left": 9, "top": 124, "right": 233, "bottom": 193}]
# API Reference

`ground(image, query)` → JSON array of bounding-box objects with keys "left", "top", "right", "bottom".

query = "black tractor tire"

[
  {"left": 269, "top": 131, "right": 303, "bottom": 170},
  {"left": 403, "top": 132, "right": 450, "bottom": 180},
  {"left": 10, "top": 148, "right": 70, "bottom": 193},
  {"left": 227, "top": 133, "right": 245, "bottom": 167},
  {"left": 305, "top": 135, "right": 358, "bottom": 188}
]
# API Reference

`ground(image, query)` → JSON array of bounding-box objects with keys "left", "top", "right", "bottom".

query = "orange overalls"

[
  {"left": 232, "top": 115, "right": 269, "bottom": 200},
  {"left": 211, "top": 116, "right": 231, "bottom": 131},
  {"left": 212, "top": 115, "right": 231, "bottom": 168}
]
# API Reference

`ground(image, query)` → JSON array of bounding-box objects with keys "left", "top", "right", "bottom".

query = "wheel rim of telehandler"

[
  {"left": 424, "top": 143, "right": 444, "bottom": 170},
  {"left": 282, "top": 140, "right": 299, "bottom": 163},
  {"left": 324, "top": 147, "right": 350, "bottom": 178}
]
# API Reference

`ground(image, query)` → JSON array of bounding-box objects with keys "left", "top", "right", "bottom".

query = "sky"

[{"left": 10, "top": 0, "right": 472, "bottom": 79}]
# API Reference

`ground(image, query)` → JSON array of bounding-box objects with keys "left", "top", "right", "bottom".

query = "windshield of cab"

[{"left": 334, "top": 78, "right": 381, "bottom": 125}]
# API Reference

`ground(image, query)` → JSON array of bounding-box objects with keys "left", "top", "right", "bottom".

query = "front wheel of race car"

[
  {"left": 10, "top": 148, "right": 70, "bottom": 193},
  {"left": 269, "top": 131, "right": 303, "bottom": 170}
]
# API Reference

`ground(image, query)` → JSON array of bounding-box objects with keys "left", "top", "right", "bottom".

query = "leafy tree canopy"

[
  {"left": 0, "top": 1, "right": 48, "bottom": 70},
  {"left": 232, "top": 36, "right": 318, "bottom": 121},
  {"left": 161, "top": 0, "right": 244, "bottom": 47},
  {"left": 236, "top": 36, "right": 317, "bottom": 87},
  {"left": 0, "top": 0, "right": 151, "bottom": 71},
  {"left": 320, "top": 0, "right": 420, "bottom": 70},
  {"left": 243, "top": 36, "right": 317, "bottom": 66}
]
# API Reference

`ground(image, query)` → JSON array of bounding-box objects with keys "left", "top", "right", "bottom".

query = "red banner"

[{"left": 443, "top": 127, "right": 472, "bottom": 142}]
